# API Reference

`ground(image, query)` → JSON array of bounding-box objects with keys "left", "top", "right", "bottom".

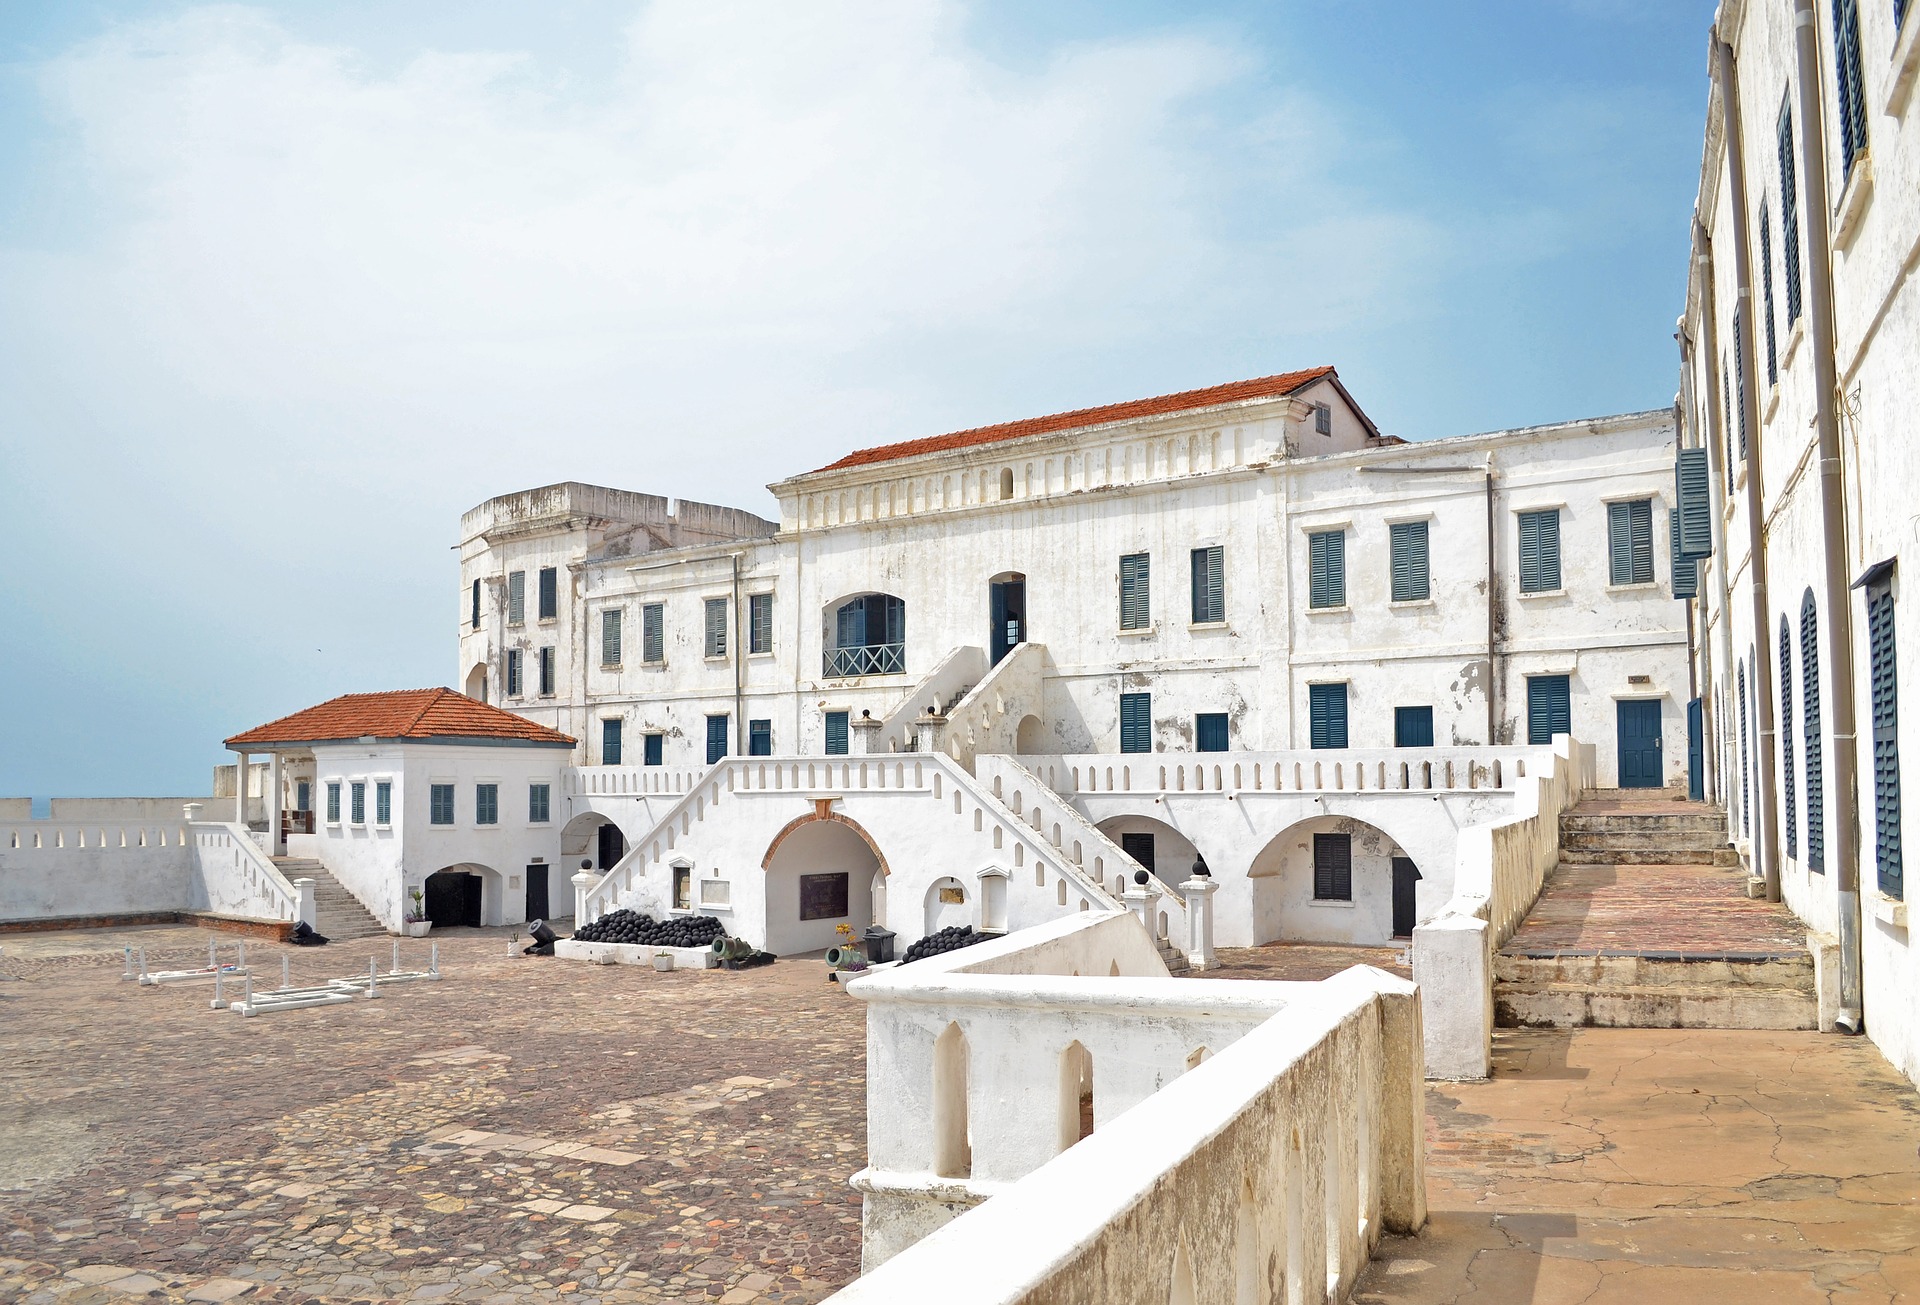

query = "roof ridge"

[{"left": 404, "top": 687, "right": 448, "bottom": 734}]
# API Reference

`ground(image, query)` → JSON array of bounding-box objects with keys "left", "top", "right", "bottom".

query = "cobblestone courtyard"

[{"left": 0, "top": 926, "right": 870, "bottom": 1305}]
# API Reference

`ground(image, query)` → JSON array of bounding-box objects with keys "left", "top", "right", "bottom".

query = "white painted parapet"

[
  {"left": 834, "top": 920, "right": 1424, "bottom": 1302},
  {"left": 1413, "top": 734, "right": 1592, "bottom": 1080},
  {"left": 189, "top": 823, "right": 302, "bottom": 923}
]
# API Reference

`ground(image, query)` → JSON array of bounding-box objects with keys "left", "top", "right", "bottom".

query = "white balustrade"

[{"left": 1023, "top": 745, "right": 1551, "bottom": 798}]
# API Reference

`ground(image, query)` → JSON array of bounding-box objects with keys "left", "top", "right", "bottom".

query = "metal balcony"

[{"left": 824, "top": 642, "right": 906, "bottom": 678}]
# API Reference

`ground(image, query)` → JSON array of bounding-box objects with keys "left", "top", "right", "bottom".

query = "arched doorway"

[
  {"left": 463, "top": 664, "right": 489, "bottom": 704},
  {"left": 1015, "top": 714, "right": 1048, "bottom": 754},
  {"left": 423, "top": 863, "right": 499, "bottom": 928},
  {"left": 989, "top": 572, "right": 1026, "bottom": 666},
  {"left": 1246, "top": 817, "right": 1415, "bottom": 945},
  {"left": 1095, "top": 814, "right": 1201, "bottom": 896},
  {"left": 761, "top": 817, "right": 882, "bottom": 955},
  {"left": 560, "top": 812, "right": 627, "bottom": 871}
]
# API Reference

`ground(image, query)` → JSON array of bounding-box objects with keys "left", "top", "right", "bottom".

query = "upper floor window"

[
  {"left": 1309, "top": 683, "right": 1348, "bottom": 749},
  {"left": 429, "top": 784, "right": 454, "bottom": 825},
  {"left": 1190, "top": 547, "right": 1224, "bottom": 624},
  {"left": 706, "top": 714, "right": 730, "bottom": 765},
  {"left": 749, "top": 719, "right": 773, "bottom": 756},
  {"left": 642, "top": 602, "right": 664, "bottom": 664},
  {"left": 326, "top": 781, "right": 342, "bottom": 824},
  {"left": 602, "top": 718, "right": 623, "bottom": 766},
  {"left": 1313, "top": 402, "right": 1333, "bottom": 436},
  {"left": 507, "top": 571, "right": 526, "bottom": 626},
  {"left": 1119, "top": 553, "right": 1151, "bottom": 630},
  {"left": 528, "top": 783, "right": 550, "bottom": 824},
  {"left": 643, "top": 733, "right": 664, "bottom": 766},
  {"left": 1866, "top": 570, "right": 1903, "bottom": 900},
  {"left": 1389, "top": 522, "right": 1430, "bottom": 602},
  {"left": 1308, "top": 530, "right": 1345, "bottom": 609},
  {"left": 1195, "top": 712, "right": 1229, "bottom": 752},
  {"left": 538, "top": 567, "right": 558, "bottom": 621},
  {"left": 475, "top": 783, "right": 499, "bottom": 826},
  {"left": 1518, "top": 509, "right": 1562, "bottom": 593},
  {"left": 602, "top": 609, "right": 622, "bottom": 667},
  {"left": 506, "top": 649, "right": 523, "bottom": 698},
  {"left": 374, "top": 780, "right": 391, "bottom": 826},
  {"left": 470, "top": 579, "right": 480, "bottom": 630},
  {"left": 1778, "top": 99, "right": 1803, "bottom": 327},
  {"left": 350, "top": 781, "right": 366, "bottom": 825},
  {"left": 1607, "top": 500, "right": 1654, "bottom": 586},
  {"left": 825, "top": 711, "right": 850, "bottom": 756},
  {"left": 538, "top": 646, "right": 555, "bottom": 697},
  {"left": 705, "top": 597, "right": 729, "bottom": 659},
  {"left": 1526, "top": 674, "right": 1571, "bottom": 746},
  {"left": 827, "top": 594, "right": 905, "bottom": 677},
  {"left": 1832, "top": 0, "right": 1869, "bottom": 180},
  {"left": 749, "top": 593, "right": 774, "bottom": 655},
  {"left": 1760, "top": 206, "right": 1778, "bottom": 385},
  {"left": 1395, "top": 706, "right": 1434, "bottom": 748},
  {"left": 1119, "top": 692, "right": 1151, "bottom": 753}
]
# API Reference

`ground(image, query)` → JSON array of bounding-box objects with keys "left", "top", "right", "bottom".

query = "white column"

[
  {"left": 233, "top": 751, "right": 250, "bottom": 825},
  {"left": 573, "top": 868, "right": 598, "bottom": 924},
  {"left": 294, "top": 878, "right": 317, "bottom": 929},
  {"left": 1180, "top": 873, "right": 1218, "bottom": 971},
  {"left": 1121, "top": 871, "right": 1157, "bottom": 939},
  {"left": 266, "top": 751, "right": 284, "bottom": 855}
]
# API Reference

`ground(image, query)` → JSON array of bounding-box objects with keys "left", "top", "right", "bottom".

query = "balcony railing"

[{"left": 824, "top": 642, "right": 905, "bottom": 678}]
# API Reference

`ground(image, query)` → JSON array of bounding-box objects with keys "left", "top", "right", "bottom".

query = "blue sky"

[{"left": 0, "top": 0, "right": 1715, "bottom": 796}]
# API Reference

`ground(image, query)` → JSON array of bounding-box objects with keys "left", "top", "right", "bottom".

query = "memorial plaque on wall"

[{"left": 800, "top": 872, "right": 851, "bottom": 921}]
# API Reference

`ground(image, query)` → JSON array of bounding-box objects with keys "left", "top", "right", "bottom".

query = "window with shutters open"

[
  {"left": 1607, "top": 500, "right": 1654, "bottom": 586},
  {"left": 642, "top": 603, "right": 664, "bottom": 664},
  {"left": 1389, "top": 521, "right": 1430, "bottom": 602},
  {"left": 1190, "top": 547, "right": 1224, "bottom": 624},
  {"left": 1309, "top": 683, "right": 1348, "bottom": 750},
  {"left": 1867, "top": 575, "right": 1903, "bottom": 899},
  {"left": 704, "top": 598, "right": 728, "bottom": 658},
  {"left": 825, "top": 711, "right": 849, "bottom": 756},
  {"left": 538, "top": 567, "right": 558, "bottom": 621},
  {"left": 1526, "top": 675, "right": 1571, "bottom": 746},
  {"left": 1518, "top": 510, "right": 1561, "bottom": 593},
  {"left": 1675, "top": 448, "right": 1713, "bottom": 558},
  {"left": 538, "top": 646, "right": 555, "bottom": 696},
  {"left": 1308, "top": 531, "right": 1345, "bottom": 609},
  {"left": 1119, "top": 693, "right": 1151, "bottom": 753},
  {"left": 1119, "top": 554, "right": 1151, "bottom": 630},
  {"left": 1312, "top": 833, "right": 1352, "bottom": 901},
  {"left": 506, "top": 650, "right": 522, "bottom": 697},
  {"left": 1671, "top": 513, "right": 1699, "bottom": 600},
  {"left": 507, "top": 571, "right": 526, "bottom": 626},
  {"left": 749, "top": 593, "right": 773, "bottom": 655},
  {"left": 1780, "top": 619, "right": 1797, "bottom": 860},
  {"left": 602, "top": 608, "right": 622, "bottom": 667},
  {"left": 1802, "top": 592, "right": 1824, "bottom": 872},
  {"left": 1195, "top": 713, "right": 1229, "bottom": 752}
]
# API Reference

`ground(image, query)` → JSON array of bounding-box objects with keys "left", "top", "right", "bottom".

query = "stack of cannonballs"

[
  {"left": 571, "top": 910, "right": 725, "bottom": 949},
  {"left": 900, "top": 924, "right": 989, "bottom": 965}
]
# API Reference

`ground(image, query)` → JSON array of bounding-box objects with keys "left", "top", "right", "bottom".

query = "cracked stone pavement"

[
  {"left": 1355, "top": 1028, "right": 1920, "bottom": 1304},
  {"left": 0, "top": 925, "right": 868, "bottom": 1304}
]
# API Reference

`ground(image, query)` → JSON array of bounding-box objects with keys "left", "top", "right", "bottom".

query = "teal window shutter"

[
  {"left": 1608, "top": 500, "right": 1653, "bottom": 585},
  {"left": 824, "top": 711, "right": 849, "bottom": 756},
  {"left": 1389, "top": 522, "right": 1429, "bottom": 602},
  {"left": 1675, "top": 448, "right": 1713, "bottom": 557},
  {"left": 1312, "top": 833, "right": 1351, "bottom": 900},
  {"left": 642, "top": 603, "right": 664, "bottom": 663},
  {"left": 1739, "top": 661, "right": 1751, "bottom": 836},
  {"left": 1780, "top": 620, "right": 1797, "bottom": 859},
  {"left": 1190, "top": 547, "right": 1224, "bottom": 624},
  {"left": 602, "top": 609, "right": 622, "bottom": 666},
  {"left": 1778, "top": 102, "right": 1802, "bottom": 324},
  {"left": 1119, "top": 692, "right": 1151, "bottom": 753},
  {"left": 1802, "top": 593, "right": 1824, "bottom": 872},
  {"left": 1195, "top": 713, "right": 1229, "bottom": 752},
  {"left": 705, "top": 598, "right": 728, "bottom": 658},
  {"left": 706, "top": 714, "right": 729, "bottom": 765},
  {"left": 1309, "top": 683, "right": 1348, "bottom": 749},
  {"left": 1526, "top": 675, "right": 1571, "bottom": 745},
  {"left": 1394, "top": 706, "right": 1434, "bottom": 747},
  {"left": 1308, "top": 531, "right": 1345, "bottom": 608},
  {"left": 1671, "top": 512, "right": 1699, "bottom": 599},
  {"left": 1733, "top": 306, "right": 1749, "bottom": 459},
  {"left": 1867, "top": 577, "right": 1903, "bottom": 899},
  {"left": 643, "top": 733, "right": 664, "bottom": 766},
  {"left": 1518, "top": 510, "right": 1561, "bottom": 592},
  {"left": 749, "top": 719, "right": 772, "bottom": 756},
  {"left": 1120, "top": 554, "right": 1151, "bottom": 629},
  {"left": 602, "top": 718, "right": 622, "bottom": 765},
  {"left": 375, "top": 781, "right": 391, "bottom": 825},
  {"left": 1760, "top": 208, "right": 1778, "bottom": 385},
  {"left": 749, "top": 593, "right": 773, "bottom": 654},
  {"left": 538, "top": 567, "right": 558, "bottom": 620},
  {"left": 507, "top": 571, "right": 525, "bottom": 625}
]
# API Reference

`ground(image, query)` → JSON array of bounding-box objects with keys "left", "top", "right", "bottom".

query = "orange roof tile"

[
  {"left": 225, "top": 689, "right": 575, "bottom": 749},
  {"left": 812, "top": 367, "right": 1339, "bottom": 474}
]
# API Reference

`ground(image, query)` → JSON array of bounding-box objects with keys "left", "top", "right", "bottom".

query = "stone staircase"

[
  {"left": 1494, "top": 795, "right": 1818, "bottom": 1031},
  {"left": 274, "top": 858, "right": 387, "bottom": 941},
  {"left": 1156, "top": 935, "right": 1190, "bottom": 976}
]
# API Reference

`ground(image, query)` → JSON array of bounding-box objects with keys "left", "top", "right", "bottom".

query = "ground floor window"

[
  {"left": 475, "top": 783, "right": 499, "bottom": 826},
  {"left": 528, "top": 783, "right": 550, "bottom": 824},
  {"left": 1313, "top": 832, "right": 1352, "bottom": 900},
  {"left": 644, "top": 733, "right": 664, "bottom": 766},
  {"left": 825, "top": 711, "right": 849, "bottom": 755},
  {"left": 1526, "top": 675, "right": 1571, "bottom": 746},
  {"left": 1395, "top": 705, "right": 1434, "bottom": 747},
  {"left": 749, "top": 719, "right": 772, "bottom": 755},
  {"left": 1309, "top": 683, "right": 1348, "bottom": 749},
  {"left": 1120, "top": 831, "right": 1155, "bottom": 872},
  {"left": 374, "top": 780, "right": 391, "bottom": 826},
  {"left": 706, "top": 715, "right": 729, "bottom": 765},
  {"left": 1120, "top": 693, "right": 1151, "bottom": 753},
  {"left": 430, "top": 784, "right": 454, "bottom": 825},
  {"left": 1195, "top": 713, "right": 1229, "bottom": 752},
  {"left": 326, "top": 782, "right": 342, "bottom": 824}
]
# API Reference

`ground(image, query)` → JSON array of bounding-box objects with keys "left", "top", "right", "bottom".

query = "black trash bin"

[{"left": 863, "top": 926, "right": 897, "bottom": 965}]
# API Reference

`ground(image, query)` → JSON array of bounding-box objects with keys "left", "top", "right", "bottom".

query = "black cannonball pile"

[
  {"left": 572, "top": 910, "right": 725, "bottom": 949},
  {"left": 900, "top": 924, "right": 989, "bottom": 965}
]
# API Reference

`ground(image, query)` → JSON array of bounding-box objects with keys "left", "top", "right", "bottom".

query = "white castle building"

[{"left": 417, "top": 367, "right": 1689, "bottom": 956}]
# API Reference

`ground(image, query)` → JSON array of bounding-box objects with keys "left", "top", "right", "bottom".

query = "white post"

[
  {"left": 1180, "top": 873, "right": 1218, "bottom": 971},
  {"left": 266, "top": 751, "right": 284, "bottom": 856},
  {"left": 572, "top": 870, "right": 597, "bottom": 924},
  {"left": 294, "top": 878, "right": 317, "bottom": 930},
  {"left": 281, "top": 954, "right": 290, "bottom": 990},
  {"left": 233, "top": 751, "right": 250, "bottom": 825},
  {"left": 1121, "top": 873, "right": 1157, "bottom": 939},
  {"left": 367, "top": 958, "right": 380, "bottom": 998}
]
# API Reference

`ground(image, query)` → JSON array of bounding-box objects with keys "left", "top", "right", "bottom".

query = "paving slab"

[{"left": 1356, "top": 1027, "right": 1920, "bottom": 1304}]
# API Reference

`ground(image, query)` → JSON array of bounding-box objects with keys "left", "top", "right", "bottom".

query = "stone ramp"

[{"left": 1495, "top": 796, "right": 1819, "bottom": 1030}]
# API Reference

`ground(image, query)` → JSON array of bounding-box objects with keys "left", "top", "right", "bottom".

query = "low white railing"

[
  {"left": 1413, "top": 734, "right": 1592, "bottom": 1081},
  {"left": 1023, "top": 745, "right": 1551, "bottom": 798},
  {"left": 834, "top": 915, "right": 1426, "bottom": 1300},
  {"left": 562, "top": 766, "right": 706, "bottom": 798},
  {"left": 190, "top": 823, "right": 306, "bottom": 924},
  {"left": 3, "top": 822, "right": 189, "bottom": 851},
  {"left": 976, "top": 754, "right": 1186, "bottom": 943},
  {"left": 577, "top": 751, "right": 1128, "bottom": 932}
]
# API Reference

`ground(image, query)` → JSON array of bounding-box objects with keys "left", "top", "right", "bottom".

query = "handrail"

[
  {"left": 1022, "top": 745, "right": 1551, "bottom": 796},
  {"left": 824, "top": 642, "right": 907, "bottom": 678}
]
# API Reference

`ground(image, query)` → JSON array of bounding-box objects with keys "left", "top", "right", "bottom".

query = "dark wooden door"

[
  {"left": 426, "top": 872, "right": 483, "bottom": 928},
  {"left": 1391, "top": 857, "right": 1421, "bottom": 938},
  {"left": 525, "top": 865, "right": 549, "bottom": 924},
  {"left": 990, "top": 577, "right": 1026, "bottom": 667},
  {"left": 597, "top": 823, "right": 626, "bottom": 870},
  {"left": 1617, "top": 699, "right": 1664, "bottom": 788}
]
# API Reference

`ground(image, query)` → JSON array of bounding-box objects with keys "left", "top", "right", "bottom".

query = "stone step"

[
  {"left": 1555, "top": 848, "right": 1741, "bottom": 866},
  {"left": 1560, "top": 828, "right": 1731, "bottom": 852},
  {"left": 1494, "top": 980, "right": 1817, "bottom": 1030},
  {"left": 274, "top": 858, "right": 388, "bottom": 939},
  {"left": 1496, "top": 950, "right": 1812, "bottom": 988},
  {"left": 1560, "top": 812, "right": 1727, "bottom": 835}
]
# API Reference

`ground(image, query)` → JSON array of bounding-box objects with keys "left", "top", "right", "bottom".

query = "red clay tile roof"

[
  {"left": 225, "top": 689, "right": 575, "bottom": 749},
  {"left": 812, "top": 367, "right": 1339, "bottom": 474}
]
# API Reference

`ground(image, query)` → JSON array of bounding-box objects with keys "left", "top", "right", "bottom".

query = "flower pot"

[
  {"left": 652, "top": 953, "right": 675, "bottom": 972},
  {"left": 404, "top": 921, "right": 432, "bottom": 938}
]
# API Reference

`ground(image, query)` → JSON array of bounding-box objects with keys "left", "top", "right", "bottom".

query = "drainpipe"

[
  {"left": 1485, "top": 457, "right": 1498, "bottom": 745},
  {"left": 1713, "top": 34, "right": 1781, "bottom": 902},
  {"left": 1676, "top": 328, "right": 1714, "bottom": 799},
  {"left": 1792, "top": 0, "right": 1866, "bottom": 1031},
  {"left": 1692, "top": 221, "right": 1738, "bottom": 808},
  {"left": 732, "top": 552, "right": 746, "bottom": 756}
]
